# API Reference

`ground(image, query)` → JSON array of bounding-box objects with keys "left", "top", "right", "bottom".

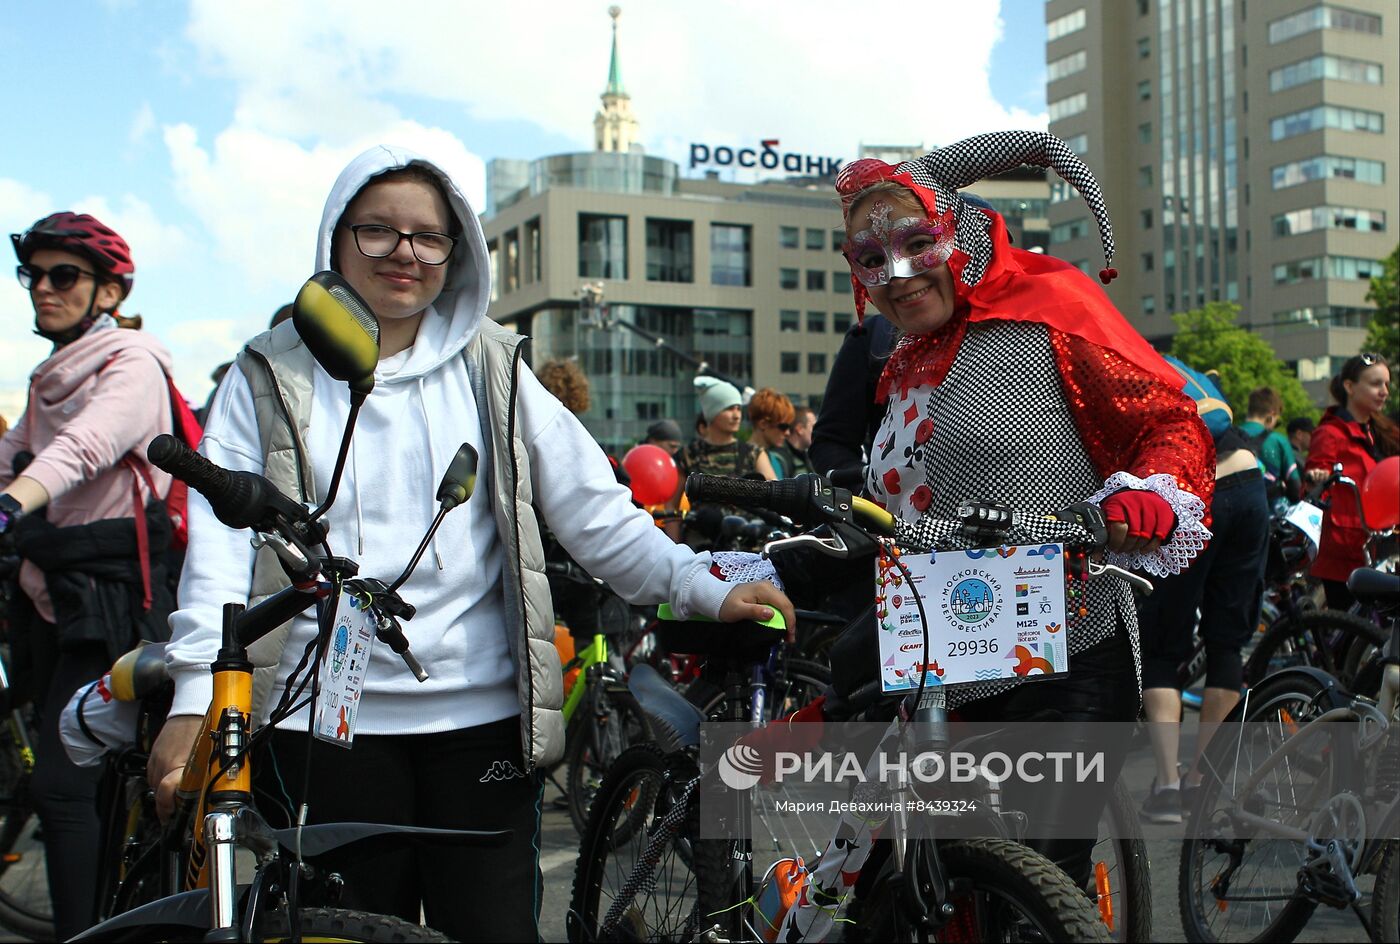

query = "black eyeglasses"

[
  {"left": 778, "top": 423, "right": 792, "bottom": 432},
  {"left": 17, "top": 262, "right": 97, "bottom": 292},
  {"left": 347, "top": 224, "right": 457, "bottom": 265}
]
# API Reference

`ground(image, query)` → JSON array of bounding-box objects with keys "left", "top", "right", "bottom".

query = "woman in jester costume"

[{"left": 756, "top": 131, "right": 1216, "bottom": 941}]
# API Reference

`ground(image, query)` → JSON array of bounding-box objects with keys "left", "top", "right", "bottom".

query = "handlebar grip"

[
  {"left": 147, "top": 434, "right": 301, "bottom": 532},
  {"left": 685, "top": 474, "right": 810, "bottom": 520}
]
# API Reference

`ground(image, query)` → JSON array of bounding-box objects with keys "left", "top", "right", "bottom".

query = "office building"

[{"left": 1045, "top": 0, "right": 1395, "bottom": 402}]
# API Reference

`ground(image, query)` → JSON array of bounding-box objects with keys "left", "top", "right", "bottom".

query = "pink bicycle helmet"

[{"left": 11, "top": 212, "right": 135, "bottom": 298}]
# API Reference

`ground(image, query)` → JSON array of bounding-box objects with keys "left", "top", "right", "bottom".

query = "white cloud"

[{"left": 128, "top": 102, "right": 157, "bottom": 147}]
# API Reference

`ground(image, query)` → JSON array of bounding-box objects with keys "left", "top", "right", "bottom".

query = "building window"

[
  {"left": 1142, "top": 295, "right": 1157, "bottom": 315},
  {"left": 780, "top": 267, "right": 799, "bottom": 290},
  {"left": 1047, "top": 8, "right": 1087, "bottom": 40},
  {"left": 1138, "top": 165, "right": 1154, "bottom": 187},
  {"left": 1050, "top": 218, "right": 1091, "bottom": 242},
  {"left": 779, "top": 226, "right": 799, "bottom": 249},
  {"left": 1137, "top": 0, "right": 1149, "bottom": 14},
  {"left": 1273, "top": 305, "right": 1372, "bottom": 329},
  {"left": 524, "top": 218, "right": 541, "bottom": 283},
  {"left": 1048, "top": 50, "right": 1087, "bottom": 82},
  {"left": 807, "top": 311, "right": 826, "bottom": 333},
  {"left": 1270, "top": 54, "right": 1384, "bottom": 92},
  {"left": 1273, "top": 206, "right": 1387, "bottom": 236},
  {"left": 833, "top": 313, "right": 852, "bottom": 333},
  {"left": 805, "top": 228, "right": 825, "bottom": 251},
  {"left": 1269, "top": 5, "right": 1382, "bottom": 44},
  {"left": 808, "top": 353, "right": 828, "bottom": 375},
  {"left": 487, "top": 239, "right": 499, "bottom": 302},
  {"left": 1048, "top": 92, "right": 1088, "bottom": 122},
  {"left": 578, "top": 213, "right": 627, "bottom": 279},
  {"left": 1270, "top": 105, "right": 1383, "bottom": 141},
  {"left": 504, "top": 229, "right": 520, "bottom": 293},
  {"left": 1141, "top": 208, "right": 1154, "bottom": 229},
  {"left": 781, "top": 352, "right": 800, "bottom": 374},
  {"left": 1050, "top": 179, "right": 1074, "bottom": 204},
  {"left": 1138, "top": 122, "right": 1152, "bottom": 144},
  {"left": 806, "top": 270, "right": 826, "bottom": 291},
  {"left": 780, "top": 309, "right": 800, "bottom": 332},
  {"left": 832, "top": 230, "right": 844, "bottom": 252},
  {"left": 1273, "top": 255, "right": 1384, "bottom": 284},
  {"left": 833, "top": 271, "right": 849, "bottom": 293},
  {"left": 710, "top": 223, "right": 752, "bottom": 286},
  {"left": 1064, "top": 134, "right": 1088, "bottom": 156},
  {"left": 1142, "top": 252, "right": 1155, "bottom": 272},
  {"left": 1137, "top": 37, "right": 1151, "bottom": 59},
  {"left": 1137, "top": 80, "right": 1151, "bottom": 101},
  {"left": 1272, "top": 155, "right": 1385, "bottom": 188},
  {"left": 645, "top": 218, "right": 694, "bottom": 283}
]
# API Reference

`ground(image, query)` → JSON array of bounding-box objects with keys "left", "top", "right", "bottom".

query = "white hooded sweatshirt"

[{"left": 164, "top": 145, "right": 734, "bottom": 733}]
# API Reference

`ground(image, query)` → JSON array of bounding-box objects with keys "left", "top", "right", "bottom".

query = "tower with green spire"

[{"left": 594, "top": 6, "right": 640, "bottom": 153}]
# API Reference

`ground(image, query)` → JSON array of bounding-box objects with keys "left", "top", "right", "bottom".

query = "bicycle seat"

[
  {"left": 1348, "top": 567, "right": 1400, "bottom": 609},
  {"left": 108, "top": 642, "right": 171, "bottom": 701},
  {"left": 654, "top": 619, "right": 785, "bottom": 663}
]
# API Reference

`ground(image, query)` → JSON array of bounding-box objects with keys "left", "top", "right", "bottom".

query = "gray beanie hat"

[{"left": 694, "top": 376, "right": 742, "bottom": 422}]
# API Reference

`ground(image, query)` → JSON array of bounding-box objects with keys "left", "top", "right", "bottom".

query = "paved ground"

[{"left": 3, "top": 715, "right": 1377, "bottom": 942}]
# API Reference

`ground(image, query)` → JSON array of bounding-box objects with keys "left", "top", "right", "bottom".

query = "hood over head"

[{"left": 316, "top": 145, "right": 492, "bottom": 383}]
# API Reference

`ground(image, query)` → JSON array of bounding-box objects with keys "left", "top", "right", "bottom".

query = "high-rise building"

[{"left": 1045, "top": 0, "right": 1395, "bottom": 403}]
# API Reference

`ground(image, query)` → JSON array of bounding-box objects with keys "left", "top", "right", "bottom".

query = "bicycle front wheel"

[
  {"left": 1177, "top": 670, "right": 1349, "bottom": 943},
  {"left": 77, "top": 906, "right": 451, "bottom": 942},
  {"left": 1095, "top": 778, "right": 1152, "bottom": 943},
  {"left": 1243, "top": 609, "right": 1383, "bottom": 689},
  {"left": 0, "top": 712, "right": 53, "bottom": 943},
  {"left": 565, "top": 688, "right": 653, "bottom": 837}
]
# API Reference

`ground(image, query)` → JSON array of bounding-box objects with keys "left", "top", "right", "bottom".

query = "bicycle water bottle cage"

[{"left": 956, "top": 502, "right": 1014, "bottom": 545}]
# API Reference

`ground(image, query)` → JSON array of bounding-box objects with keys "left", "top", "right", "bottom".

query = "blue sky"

[{"left": 0, "top": 0, "right": 1046, "bottom": 420}]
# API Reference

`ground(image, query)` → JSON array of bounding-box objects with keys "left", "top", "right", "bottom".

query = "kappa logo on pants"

[{"left": 480, "top": 759, "right": 527, "bottom": 783}]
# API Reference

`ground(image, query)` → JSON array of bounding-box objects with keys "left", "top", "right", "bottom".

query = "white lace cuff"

[
  {"left": 709, "top": 551, "right": 785, "bottom": 590},
  {"left": 1087, "top": 472, "right": 1211, "bottom": 577}
]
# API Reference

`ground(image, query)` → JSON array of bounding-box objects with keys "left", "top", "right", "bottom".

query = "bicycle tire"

[
  {"left": 76, "top": 906, "right": 450, "bottom": 942},
  {"left": 1099, "top": 777, "right": 1153, "bottom": 943},
  {"left": 1177, "top": 670, "right": 1349, "bottom": 943},
  {"left": 851, "top": 838, "right": 1112, "bottom": 943},
  {"left": 0, "top": 716, "right": 53, "bottom": 942},
  {"left": 570, "top": 743, "right": 704, "bottom": 943},
  {"left": 1243, "top": 609, "right": 1383, "bottom": 689},
  {"left": 565, "top": 689, "right": 653, "bottom": 837},
  {"left": 1371, "top": 839, "right": 1400, "bottom": 943}
]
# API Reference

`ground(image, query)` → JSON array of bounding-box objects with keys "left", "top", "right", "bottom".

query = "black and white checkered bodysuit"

[{"left": 866, "top": 319, "right": 1139, "bottom": 707}]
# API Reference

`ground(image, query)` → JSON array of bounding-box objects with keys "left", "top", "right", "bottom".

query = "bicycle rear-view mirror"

[
  {"left": 293, "top": 271, "right": 381, "bottom": 402},
  {"left": 437, "top": 443, "right": 479, "bottom": 512}
]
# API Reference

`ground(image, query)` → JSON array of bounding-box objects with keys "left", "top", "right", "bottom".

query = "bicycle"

[
  {"left": 73, "top": 273, "right": 505, "bottom": 943},
  {"left": 0, "top": 534, "right": 52, "bottom": 941},
  {"left": 1177, "top": 564, "right": 1400, "bottom": 943},
  {"left": 570, "top": 472, "right": 1153, "bottom": 942}
]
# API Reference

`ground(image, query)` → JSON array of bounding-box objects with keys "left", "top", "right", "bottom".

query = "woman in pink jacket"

[{"left": 0, "top": 212, "right": 175, "bottom": 937}]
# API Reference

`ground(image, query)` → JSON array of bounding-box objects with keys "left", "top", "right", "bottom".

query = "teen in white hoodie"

[{"left": 149, "top": 146, "right": 792, "bottom": 940}]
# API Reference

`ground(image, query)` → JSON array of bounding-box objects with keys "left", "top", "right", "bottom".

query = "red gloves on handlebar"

[
  {"left": 1100, "top": 489, "right": 1176, "bottom": 542},
  {"left": 735, "top": 696, "right": 827, "bottom": 787}
]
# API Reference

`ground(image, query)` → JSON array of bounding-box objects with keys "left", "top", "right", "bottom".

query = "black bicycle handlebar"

[
  {"left": 686, "top": 474, "right": 812, "bottom": 521},
  {"left": 148, "top": 434, "right": 311, "bottom": 534}
]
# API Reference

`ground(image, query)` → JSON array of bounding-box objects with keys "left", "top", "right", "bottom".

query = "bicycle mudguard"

[
  {"left": 68, "top": 888, "right": 212, "bottom": 939},
  {"left": 628, "top": 663, "right": 705, "bottom": 751},
  {"left": 1233, "top": 666, "right": 1351, "bottom": 716},
  {"left": 270, "top": 822, "right": 511, "bottom": 858}
]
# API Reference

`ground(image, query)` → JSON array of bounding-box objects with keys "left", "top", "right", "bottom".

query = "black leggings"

[
  {"left": 1140, "top": 470, "right": 1271, "bottom": 691},
  {"left": 28, "top": 629, "right": 109, "bottom": 940},
  {"left": 258, "top": 717, "right": 543, "bottom": 942}
]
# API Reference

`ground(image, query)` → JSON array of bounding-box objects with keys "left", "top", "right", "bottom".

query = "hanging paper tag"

[
  {"left": 1283, "top": 500, "right": 1323, "bottom": 553},
  {"left": 313, "top": 591, "right": 377, "bottom": 748},
  {"left": 875, "top": 545, "right": 1069, "bottom": 693}
]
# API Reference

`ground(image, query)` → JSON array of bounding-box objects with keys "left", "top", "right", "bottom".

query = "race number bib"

[
  {"left": 876, "top": 545, "right": 1069, "bottom": 692},
  {"left": 313, "top": 591, "right": 377, "bottom": 748}
]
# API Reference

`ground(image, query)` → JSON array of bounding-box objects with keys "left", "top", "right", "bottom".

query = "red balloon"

[
  {"left": 1363, "top": 456, "right": 1399, "bottom": 531},
  {"left": 623, "top": 445, "right": 679, "bottom": 506}
]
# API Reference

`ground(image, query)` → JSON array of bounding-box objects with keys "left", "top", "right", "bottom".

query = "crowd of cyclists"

[{"left": 0, "top": 130, "right": 1395, "bottom": 942}]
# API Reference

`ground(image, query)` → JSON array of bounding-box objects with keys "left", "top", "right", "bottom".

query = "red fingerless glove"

[
  {"left": 736, "top": 696, "right": 827, "bottom": 786},
  {"left": 1100, "top": 489, "right": 1176, "bottom": 541}
]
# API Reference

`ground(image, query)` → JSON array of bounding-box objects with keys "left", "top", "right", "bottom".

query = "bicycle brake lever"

[
  {"left": 762, "top": 531, "right": 849, "bottom": 559},
  {"left": 251, "top": 530, "right": 315, "bottom": 578},
  {"left": 1087, "top": 560, "right": 1155, "bottom": 596},
  {"left": 374, "top": 613, "right": 429, "bottom": 683}
]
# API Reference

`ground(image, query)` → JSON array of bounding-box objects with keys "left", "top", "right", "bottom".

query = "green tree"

[
  {"left": 1169, "top": 302, "right": 1317, "bottom": 423},
  {"left": 1364, "top": 243, "right": 1399, "bottom": 368}
]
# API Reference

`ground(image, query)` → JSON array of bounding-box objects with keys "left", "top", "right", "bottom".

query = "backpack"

[{"left": 1162, "top": 355, "right": 1233, "bottom": 440}]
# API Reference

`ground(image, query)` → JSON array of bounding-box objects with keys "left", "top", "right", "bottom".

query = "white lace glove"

[{"left": 1087, "top": 472, "right": 1211, "bottom": 576}]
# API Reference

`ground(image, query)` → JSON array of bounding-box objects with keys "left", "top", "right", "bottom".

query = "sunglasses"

[
  {"left": 17, "top": 262, "right": 97, "bottom": 292},
  {"left": 1359, "top": 352, "right": 1382, "bottom": 367}
]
